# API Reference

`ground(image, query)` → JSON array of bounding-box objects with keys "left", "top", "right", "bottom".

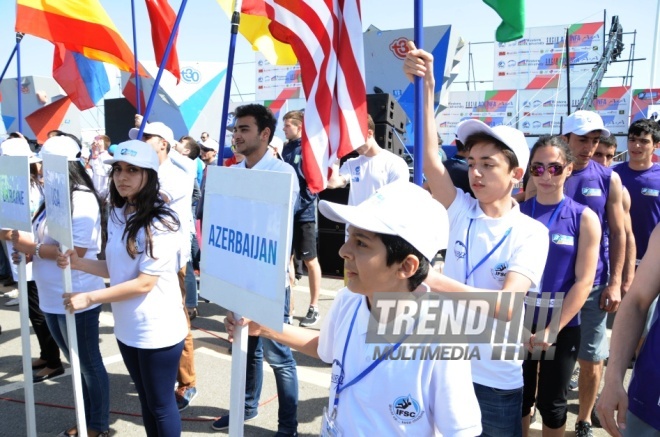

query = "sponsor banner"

[
  {"left": 255, "top": 53, "right": 303, "bottom": 101},
  {"left": 631, "top": 88, "right": 660, "bottom": 123},
  {"left": 436, "top": 90, "right": 517, "bottom": 142},
  {"left": 494, "top": 22, "right": 604, "bottom": 90}
]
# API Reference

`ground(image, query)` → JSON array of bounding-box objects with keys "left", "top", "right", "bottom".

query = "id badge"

[{"left": 320, "top": 406, "right": 343, "bottom": 437}]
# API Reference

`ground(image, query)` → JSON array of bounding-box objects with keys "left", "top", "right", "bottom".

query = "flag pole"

[
  {"left": 0, "top": 38, "right": 21, "bottom": 85},
  {"left": 137, "top": 0, "right": 188, "bottom": 136},
  {"left": 131, "top": 0, "right": 141, "bottom": 115},
  {"left": 413, "top": 0, "right": 424, "bottom": 186},
  {"left": 217, "top": 0, "right": 243, "bottom": 163},
  {"left": 219, "top": 5, "right": 250, "bottom": 435},
  {"left": 16, "top": 32, "right": 24, "bottom": 134}
]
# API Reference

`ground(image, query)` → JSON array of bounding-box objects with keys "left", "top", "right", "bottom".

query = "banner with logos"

[
  {"left": 630, "top": 89, "right": 660, "bottom": 123},
  {"left": 494, "top": 22, "right": 604, "bottom": 90},
  {"left": 255, "top": 53, "right": 303, "bottom": 101}
]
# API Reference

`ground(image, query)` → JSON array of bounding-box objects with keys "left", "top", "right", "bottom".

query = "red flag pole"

[
  {"left": 138, "top": 0, "right": 188, "bottom": 136},
  {"left": 130, "top": 0, "right": 141, "bottom": 115}
]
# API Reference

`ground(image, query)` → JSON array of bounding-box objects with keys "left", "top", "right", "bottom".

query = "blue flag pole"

[
  {"left": 131, "top": 0, "right": 141, "bottom": 115},
  {"left": 138, "top": 0, "right": 188, "bottom": 137},
  {"left": 0, "top": 40, "right": 20, "bottom": 85},
  {"left": 16, "top": 32, "right": 24, "bottom": 134},
  {"left": 217, "top": 0, "right": 243, "bottom": 165},
  {"left": 413, "top": 0, "right": 424, "bottom": 186}
]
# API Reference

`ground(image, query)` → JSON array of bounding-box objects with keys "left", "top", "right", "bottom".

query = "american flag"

[{"left": 249, "top": 0, "right": 367, "bottom": 193}]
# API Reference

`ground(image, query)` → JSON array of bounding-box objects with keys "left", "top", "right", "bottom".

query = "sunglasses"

[{"left": 529, "top": 163, "right": 565, "bottom": 177}]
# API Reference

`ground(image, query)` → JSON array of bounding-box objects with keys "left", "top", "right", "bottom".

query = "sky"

[{"left": 0, "top": 0, "right": 658, "bottom": 134}]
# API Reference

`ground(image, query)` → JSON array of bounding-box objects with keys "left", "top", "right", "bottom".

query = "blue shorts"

[
  {"left": 578, "top": 284, "right": 609, "bottom": 362},
  {"left": 622, "top": 411, "right": 660, "bottom": 437}
]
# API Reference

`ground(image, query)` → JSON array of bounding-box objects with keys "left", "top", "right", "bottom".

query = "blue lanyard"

[
  {"left": 464, "top": 219, "right": 512, "bottom": 283},
  {"left": 531, "top": 197, "right": 565, "bottom": 230},
  {"left": 333, "top": 299, "right": 404, "bottom": 409}
]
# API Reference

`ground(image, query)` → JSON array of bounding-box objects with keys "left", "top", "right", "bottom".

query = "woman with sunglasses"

[
  {"left": 518, "top": 135, "right": 601, "bottom": 436},
  {"left": 57, "top": 140, "right": 186, "bottom": 436}
]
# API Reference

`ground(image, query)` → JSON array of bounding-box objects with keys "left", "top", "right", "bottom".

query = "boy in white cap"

[
  {"left": 404, "top": 41, "right": 549, "bottom": 437},
  {"left": 556, "top": 110, "right": 626, "bottom": 437},
  {"left": 225, "top": 182, "right": 482, "bottom": 436}
]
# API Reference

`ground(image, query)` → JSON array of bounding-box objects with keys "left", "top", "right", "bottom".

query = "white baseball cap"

[
  {"left": 200, "top": 139, "right": 220, "bottom": 152},
  {"left": 562, "top": 110, "right": 611, "bottom": 137},
  {"left": 318, "top": 182, "right": 448, "bottom": 262},
  {"left": 129, "top": 121, "right": 176, "bottom": 146},
  {"left": 0, "top": 137, "right": 42, "bottom": 163},
  {"left": 456, "top": 119, "right": 530, "bottom": 176},
  {"left": 40, "top": 136, "right": 81, "bottom": 161},
  {"left": 104, "top": 140, "right": 160, "bottom": 172}
]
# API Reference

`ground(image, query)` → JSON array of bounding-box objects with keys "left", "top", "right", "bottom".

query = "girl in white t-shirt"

[
  {"left": 58, "top": 140, "right": 187, "bottom": 436},
  {"left": 11, "top": 136, "right": 111, "bottom": 437}
]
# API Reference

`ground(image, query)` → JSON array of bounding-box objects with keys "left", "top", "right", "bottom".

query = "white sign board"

[
  {"left": 201, "top": 166, "right": 294, "bottom": 330},
  {"left": 0, "top": 156, "right": 32, "bottom": 232},
  {"left": 42, "top": 154, "right": 74, "bottom": 249}
]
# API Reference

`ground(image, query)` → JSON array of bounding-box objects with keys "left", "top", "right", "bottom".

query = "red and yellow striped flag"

[{"left": 16, "top": 0, "right": 145, "bottom": 74}]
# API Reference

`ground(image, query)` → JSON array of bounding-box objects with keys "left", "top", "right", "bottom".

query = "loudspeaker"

[
  {"left": 318, "top": 230, "right": 345, "bottom": 277},
  {"left": 367, "top": 93, "right": 407, "bottom": 133},
  {"left": 104, "top": 98, "right": 137, "bottom": 144},
  {"left": 317, "top": 185, "right": 349, "bottom": 231},
  {"left": 374, "top": 123, "right": 405, "bottom": 157}
]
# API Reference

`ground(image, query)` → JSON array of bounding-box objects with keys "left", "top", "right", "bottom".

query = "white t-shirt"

[
  {"left": 106, "top": 207, "right": 188, "bottom": 349},
  {"left": 89, "top": 150, "right": 112, "bottom": 199},
  {"left": 318, "top": 287, "right": 482, "bottom": 436},
  {"left": 233, "top": 150, "right": 300, "bottom": 288},
  {"left": 339, "top": 150, "right": 409, "bottom": 206},
  {"left": 32, "top": 189, "right": 105, "bottom": 314},
  {"left": 158, "top": 157, "right": 194, "bottom": 267},
  {"left": 443, "top": 190, "right": 549, "bottom": 390}
]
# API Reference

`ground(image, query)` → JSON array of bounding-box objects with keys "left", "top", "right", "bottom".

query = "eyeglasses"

[{"left": 529, "top": 163, "right": 565, "bottom": 177}]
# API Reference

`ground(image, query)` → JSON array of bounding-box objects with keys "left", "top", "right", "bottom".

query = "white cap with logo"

[
  {"left": 318, "top": 182, "right": 448, "bottom": 262},
  {"left": 562, "top": 110, "right": 611, "bottom": 137},
  {"left": 129, "top": 121, "right": 176, "bottom": 146},
  {"left": 104, "top": 140, "right": 160, "bottom": 172},
  {"left": 456, "top": 119, "right": 530, "bottom": 176}
]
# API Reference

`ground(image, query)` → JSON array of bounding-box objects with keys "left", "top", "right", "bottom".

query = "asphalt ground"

[{"left": 0, "top": 275, "right": 630, "bottom": 436}]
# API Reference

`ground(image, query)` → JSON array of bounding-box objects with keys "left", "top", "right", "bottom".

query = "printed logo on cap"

[
  {"left": 390, "top": 395, "right": 424, "bottom": 424},
  {"left": 120, "top": 148, "right": 138, "bottom": 157}
]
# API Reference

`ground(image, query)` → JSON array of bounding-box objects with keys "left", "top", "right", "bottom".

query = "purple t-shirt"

[
  {"left": 628, "top": 296, "right": 660, "bottom": 430},
  {"left": 564, "top": 160, "right": 611, "bottom": 287},
  {"left": 613, "top": 162, "right": 660, "bottom": 262},
  {"left": 521, "top": 196, "right": 585, "bottom": 327}
]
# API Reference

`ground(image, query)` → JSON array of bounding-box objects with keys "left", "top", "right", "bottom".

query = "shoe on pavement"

[
  {"left": 34, "top": 366, "right": 65, "bottom": 383},
  {"left": 300, "top": 306, "right": 320, "bottom": 327},
  {"left": 568, "top": 367, "right": 580, "bottom": 391},
  {"left": 2, "top": 289, "right": 18, "bottom": 299},
  {"left": 176, "top": 386, "right": 198, "bottom": 411},
  {"left": 4, "top": 298, "right": 19, "bottom": 307},
  {"left": 212, "top": 411, "right": 258, "bottom": 431},
  {"left": 575, "top": 421, "right": 593, "bottom": 437}
]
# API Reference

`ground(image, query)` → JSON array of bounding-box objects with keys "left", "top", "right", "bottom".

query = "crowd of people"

[{"left": 1, "top": 46, "right": 659, "bottom": 437}]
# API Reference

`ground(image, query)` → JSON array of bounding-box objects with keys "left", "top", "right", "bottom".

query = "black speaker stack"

[
  {"left": 104, "top": 98, "right": 137, "bottom": 144},
  {"left": 366, "top": 93, "right": 408, "bottom": 157}
]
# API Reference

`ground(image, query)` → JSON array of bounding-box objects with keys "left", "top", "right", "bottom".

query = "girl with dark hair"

[
  {"left": 11, "top": 136, "right": 110, "bottom": 437},
  {"left": 519, "top": 136, "right": 601, "bottom": 437},
  {"left": 58, "top": 140, "right": 186, "bottom": 436}
]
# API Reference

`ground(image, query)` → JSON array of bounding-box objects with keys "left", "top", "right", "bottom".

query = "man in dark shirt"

[
  {"left": 281, "top": 110, "right": 322, "bottom": 327},
  {"left": 442, "top": 138, "right": 474, "bottom": 197}
]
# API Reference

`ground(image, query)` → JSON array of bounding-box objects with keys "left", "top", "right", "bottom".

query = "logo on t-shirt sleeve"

[
  {"left": 581, "top": 187, "right": 602, "bottom": 197},
  {"left": 552, "top": 234, "right": 575, "bottom": 246},
  {"left": 491, "top": 262, "right": 508, "bottom": 282},
  {"left": 352, "top": 165, "right": 361, "bottom": 183},
  {"left": 642, "top": 187, "right": 660, "bottom": 197},
  {"left": 454, "top": 241, "right": 467, "bottom": 259},
  {"left": 390, "top": 394, "right": 425, "bottom": 424}
]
